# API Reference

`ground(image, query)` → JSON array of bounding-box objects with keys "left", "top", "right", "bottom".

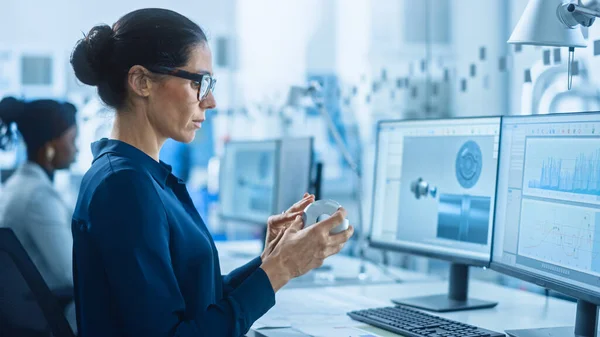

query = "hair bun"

[
  {"left": 0, "top": 97, "right": 25, "bottom": 151},
  {"left": 71, "top": 24, "right": 114, "bottom": 86}
]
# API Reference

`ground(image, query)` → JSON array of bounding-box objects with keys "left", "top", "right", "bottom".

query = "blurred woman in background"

[{"left": 0, "top": 96, "right": 78, "bottom": 298}]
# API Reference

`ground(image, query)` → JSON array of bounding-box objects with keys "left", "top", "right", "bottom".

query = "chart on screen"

[
  {"left": 518, "top": 198, "right": 600, "bottom": 276},
  {"left": 522, "top": 137, "right": 600, "bottom": 205}
]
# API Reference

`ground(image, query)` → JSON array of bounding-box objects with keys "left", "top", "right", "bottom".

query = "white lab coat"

[{"left": 0, "top": 161, "right": 73, "bottom": 290}]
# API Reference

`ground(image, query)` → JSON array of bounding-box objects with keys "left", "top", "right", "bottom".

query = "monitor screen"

[
  {"left": 370, "top": 117, "right": 501, "bottom": 265},
  {"left": 220, "top": 140, "right": 278, "bottom": 223},
  {"left": 493, "top": 113, "right": 600, "bottom": 299}
]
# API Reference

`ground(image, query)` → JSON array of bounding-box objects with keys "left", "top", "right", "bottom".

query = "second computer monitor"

[
  {"left": 370, "top": 117, "right": 501, "bottom": 312},
  {"left": 493, "top": 113, "right": 600, "bottom": 337},
  {"left": 220, "top": 137, "right": 313, "bottom": 225}
]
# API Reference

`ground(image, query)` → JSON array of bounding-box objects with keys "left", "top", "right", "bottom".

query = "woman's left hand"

[{"left": 262, "top": 193, "right": 315, "bottom": 259}]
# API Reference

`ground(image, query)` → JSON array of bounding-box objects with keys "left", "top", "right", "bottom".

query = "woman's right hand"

[{"left": 260, "top": 207, "right": 354, "bottom": 292}]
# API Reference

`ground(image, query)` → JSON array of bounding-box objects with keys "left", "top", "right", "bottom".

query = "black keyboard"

[{"left": 348, "top": 306, "right": 504, "bottom": 337}]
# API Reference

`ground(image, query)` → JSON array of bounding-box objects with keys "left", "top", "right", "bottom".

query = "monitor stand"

[
  {"left": 505, "top": 299, "right": 598, "bottom": 337},
  {"left": 391, "top": 263, "right": 498, "bottom": 312}
]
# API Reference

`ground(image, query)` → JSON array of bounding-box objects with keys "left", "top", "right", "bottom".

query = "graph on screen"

[
  {"left": 528, "top": 149, "right": 600, "bottom": 195},
  {"left": 523, "top": 137, "right": 600, "bottom": 205},
  {"left": 518, "top": 198, "right": 600, "bottom": 275}
]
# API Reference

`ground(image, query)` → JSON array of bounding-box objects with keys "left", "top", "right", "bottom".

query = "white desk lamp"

[{"left": 509, "top": 0, "right": 600, "bottom": 89}]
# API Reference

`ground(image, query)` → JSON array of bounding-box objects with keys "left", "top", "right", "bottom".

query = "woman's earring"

[{"left": 46, "top": 146, "right": 55, "bottom": 162}]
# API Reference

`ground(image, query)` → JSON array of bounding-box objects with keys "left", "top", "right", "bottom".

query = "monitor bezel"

[
  {"left": 274, "top": 136, "right": 315, "bottom": 213},
  {"left": 490, "top": 111, "right": 600, "bottom": 305},
  {"left": 368, "top": 116, "right": 503, "bottom": 268}
]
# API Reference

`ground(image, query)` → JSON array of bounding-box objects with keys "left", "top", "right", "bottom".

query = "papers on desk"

[
  {"left": 254, "top": 287, "right": 388, "bottom": 331},
  {"left": 291, "top": 324, "right": 406, "bottom": 337},
  {"left": 293, "top": 325, "right": 381, "bottom": 337}
]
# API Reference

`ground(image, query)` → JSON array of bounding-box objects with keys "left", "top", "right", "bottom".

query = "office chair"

[
  {"left": 0, "top": 228, "right": 75, "bottom": 337},
  {"left": 0, "top": 169, "right": 16, "bottom": 184}
]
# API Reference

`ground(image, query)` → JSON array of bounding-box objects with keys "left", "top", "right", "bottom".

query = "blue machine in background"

[
  {"left": 160, "top": 110, "right": 217, "bottom": 182},
  {"left": 306, "top": 73, "right": 360, "bottom": 172},
  {"left": 160, "top": 110, "right": 217, "bottom": 234}
]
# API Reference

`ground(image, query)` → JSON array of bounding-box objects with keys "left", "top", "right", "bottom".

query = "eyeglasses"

[{"left": 147, "top": 66, "right": 216, "bottom": 101}]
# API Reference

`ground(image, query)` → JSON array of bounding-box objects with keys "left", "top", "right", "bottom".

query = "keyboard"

[{"left": 348, "top": 306, "right": 504, "bottom": 337}]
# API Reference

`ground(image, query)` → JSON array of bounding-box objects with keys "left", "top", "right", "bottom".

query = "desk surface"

[
  {"left": 217, "top": 241, "right": 586, "bottom": 336},
  {"left": 216, "top": 240, "right": 436, "bottom": 287},
  {"left": 250, "top": 278, "right": 583, "bottom": 336}
]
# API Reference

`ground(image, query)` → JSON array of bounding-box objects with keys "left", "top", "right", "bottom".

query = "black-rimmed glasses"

[{"left": 147, "top": 66, "right": 216, "bottom": 101}]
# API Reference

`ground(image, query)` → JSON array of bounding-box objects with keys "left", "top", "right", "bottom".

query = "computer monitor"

[
  {"left": 492, "top": 112, "right": 600, "bottom": 337},
  {"left": 370, "top": 117, "right": 501, "bottom": 312},
  {"left": 220, "top": 137, "right": 313, "bottom": 225}
]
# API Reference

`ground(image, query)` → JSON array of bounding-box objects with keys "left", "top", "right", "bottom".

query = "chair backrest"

[
  {"left": 0, "top": 228, "right": 75, "bottom": 337},
  {"left": 0, "top": 169, "right": 16, "bottom": 184}
]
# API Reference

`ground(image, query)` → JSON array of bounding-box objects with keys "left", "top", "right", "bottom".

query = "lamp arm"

[
  {"left": 570, "top": 3, "right": 600, "bottom": 17},
  {"left": 561, "top": 3, "right": 600, "bottom": 27}
]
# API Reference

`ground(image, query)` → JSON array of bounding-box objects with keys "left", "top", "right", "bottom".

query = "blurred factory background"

[{"left": 2, "top": 0, "right": 599, "bottom": 295}]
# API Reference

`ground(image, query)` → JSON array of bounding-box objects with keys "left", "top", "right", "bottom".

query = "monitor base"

[
  {"left": 506, "top": 327, "right": 582, "bottom": 337},
  {"left": 392, "top": 294, "right": 497, "bottom": 313},
  {"left": 392, "top": 263, "right": 498, "bottom": 312},
  {"left": 506, "top": 300, "right": 597, "bottom": 337}
]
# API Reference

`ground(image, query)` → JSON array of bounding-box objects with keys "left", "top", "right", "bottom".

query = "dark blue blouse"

[{"left": 71, "top": 139, "right": 275, "bottom": 337}]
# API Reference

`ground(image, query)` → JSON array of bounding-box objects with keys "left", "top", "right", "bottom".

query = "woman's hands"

[
  {"left": 261, "top": 193, "right": 315, "bottom": 261},
  {"left": 260, "top": 207, "right": 354, "bottom": 292}
]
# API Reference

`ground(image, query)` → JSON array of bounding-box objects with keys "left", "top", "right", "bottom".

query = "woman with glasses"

[{"left": 70, "top": 8, "right": 353, "bottom": 337}]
